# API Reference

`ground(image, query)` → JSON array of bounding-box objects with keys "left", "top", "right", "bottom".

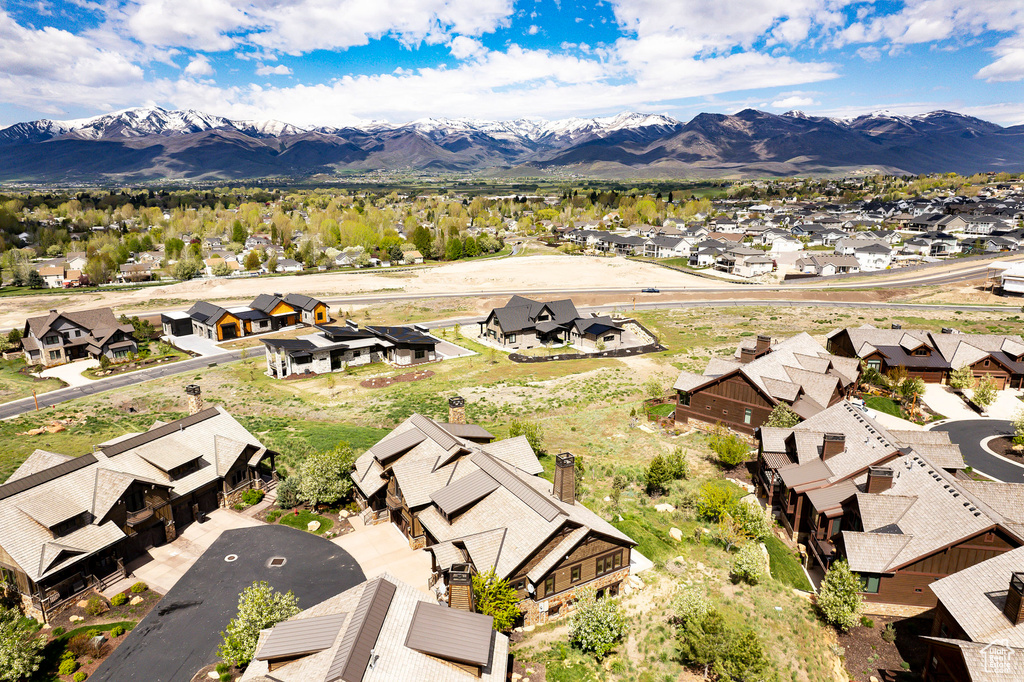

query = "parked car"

[{"left": 641, "top": 287, "right": 660, "bottom": 293}]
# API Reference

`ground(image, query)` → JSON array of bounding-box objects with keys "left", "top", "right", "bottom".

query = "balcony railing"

[
  {"left": 386, "top": 491, "right": 404, "bottom": 510},
  {"left": 126, "top": 506, "right": 155, "bottom": 526},
  {"left": 808, "top": 536, "right": 836, "bottom": 569}
]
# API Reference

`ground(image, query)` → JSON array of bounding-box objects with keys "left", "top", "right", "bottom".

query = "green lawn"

[
  {"left": 278, "top": 509, "right": 333, "bottom": 535},
  {"left": 647, "top": 403, "right": 675, "bottom": 418},
  {"left": 764, "top": 534, "right": 813, "bottom": 591},
  {"left": 865, "top": 395, "right": 906, "bottom": 419},
  {"left": 0, "top": 358, "right": 64, "bottom": 403}
]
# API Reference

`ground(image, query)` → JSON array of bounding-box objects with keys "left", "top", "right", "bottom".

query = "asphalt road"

[
  {"left": 92, "top": 525, "right": 365, "bottom": 682},
  {"left": 932, "top": 419, "right": 1023, "bottom": 482},
  {"left": 0, "top": 350, "right": 244, "bottom": 420}
]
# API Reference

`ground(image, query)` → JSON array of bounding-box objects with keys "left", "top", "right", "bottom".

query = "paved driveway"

[
  {"left": 39, "top": 359, "right": 99, "bottom": 388},
  {"left": 103, "top": 510, "right": 261, "bottom": 597},
  {"left": 164, "top": 334, "right": 224, "bottom": 357},
  {"left": 931, "top": 419, "right": 1023, "bottom": 482},
  {"left": 333, "top": 519, "right": 432, "bottom": 593},
  {"left": 93, "top": 525, "right": 365, "bottom": 682},
  {"left": 922, "top": 384, "right": 979, "bottom": 421}
]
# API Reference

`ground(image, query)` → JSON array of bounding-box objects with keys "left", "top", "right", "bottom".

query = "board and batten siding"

[
  {"left": 676, "top": 373, "right": 774, "bottom": 434},
  {"left": 538, "top": 535, "right": 629, "bottom": 599}
]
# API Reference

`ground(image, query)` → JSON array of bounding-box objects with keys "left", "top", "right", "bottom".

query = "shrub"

[
  {"left": 110, "top": 625, "right": 125, "bottom": 637},
  {"left": 644, "top": 455, "right": 672, "bottom": 495},
  {"left": 297, "top": 446, "right": 355, "bottom": 507},
  {"left": 707, "top": 429, "right": 750, "bottom": 468},
  {"left": 219, "top": 674, "right": 231, "bottom": 682},
  {"left": 764, "top": 403, "right": 800, "bottom": 428},
  {"left": 881, "top": 623, "right": 897, "bottom": 643},
  {"left": 665, "top": 448, "right": 689, "bottom": 480},
  {"left": 58, "top": 658, "right": 79, "bottom": 675},
  {"left": 67, "top": 634, "right": 92, "bottom": 657},
  {"left": 110, "top": 593, "right": 128, "bottom": 607},
  {"left": 672, "top": 586, "right": 711, "bottom": 625},
  {"left": 218, "top": 581, "right": 301, "bottom": 667},
  {"left": 733, "top": 503, "right": 774, "bottom": 540},
  {"left": 216, "top": 662, "right": 230, "bottom": 674},
  {"left": 695, "top": 481, "right": 739, "bottom": 522},
  {"left": 84, "top": 596, "right": 107, "bottom": 616},
  {"left": 471, "top": 568, "right": 521, "bottom": 631},
  {"left": 817, "top": 560, "right": 863, "bottom": 632},
  {"left": 240, "top": 489, "right": 264, "bottom": 506},
  {"left": 52, "top": 626, "right": 65, "bottom": 637},
  {"left": 130, "top": 582, "right": 148, "bottom": 594},
  {"left": 567, "top": 588, "right": 626, "bottom": 657},
  {"left": 860, "top": 616, "right": 874, "bottom": 628},
  {"left": 507, "top": 419, "right": 545, "bottom": 455},
  {"left": 731, "top": 544, "right": 766, "bottom": 585},
  {"left": 948, "top": 365, "right": 976, "bottom": 390},
  {"left": 973, "top": 376, "right": 997, "bottom": 409},
  {"left": 74, "top": 673, "right": 87, "bottom": 682},
  {"left": 266, "top": 510, "right": 282, "bottom": 523},
  {"left": 275, "top": 475, "right": 301, "bottom": 509},
  {"left": 676, "top": 609, "right": 773, "bottom": 682}
]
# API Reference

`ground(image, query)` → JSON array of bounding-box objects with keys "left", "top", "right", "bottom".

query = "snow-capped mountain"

[{"left": 0, "top": 106, "right": 1020, "bottom": 180}]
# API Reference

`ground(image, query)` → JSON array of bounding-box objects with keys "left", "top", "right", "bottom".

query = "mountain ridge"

[{"left": 0, "top": 106, "right": 1021, "bottom": 181}]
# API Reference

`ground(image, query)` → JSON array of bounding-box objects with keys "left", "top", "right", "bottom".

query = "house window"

[
  {"left": 351, "top": 350, "right": 360, "bottom": 358},
  {"left": 113, "top": 350, "right": 128, "bottom": 359},
  {"left": 316, "top": 311, "right": 324, "bottom": 321},
  {"left": 984, "top": 359, "right": 991, "bottom": 367},
  {"left": 512, "top": 579, "right": 526, "bottom": 592},
  {"left": 914, "top": 348, "right": 929, "bottom": 356},
  {"left": 860, "top": 574, "right": 880, "bottom": 594},
  {"left": 603, "top": 335, "right": 615, "bottom": 342},
  {"left": 544, "top": 575, "right": 555, "bottom": 596},
  {"left": 507, "top": 334, "right": 517, "bottom": 344},
  {"left": 571, "top": 566, "right": 581, "bottom": 583},
  {"left": 414, "top": 350, "right": 426, "bottom": 359},
  {"left": 48, "top": 350, "right": 61, "bottom": 361},
  {"left": 44, "top": 335, "right": 59, "bottom": 345},
  {"left": 744, "top": 408, "right": 752, "bottom": 425},
  {"left": 867, "top": 359, "right": 881, "bottom": 371},
  {"left": 679, "top": 392, "right": 690, "bottom": 406}
]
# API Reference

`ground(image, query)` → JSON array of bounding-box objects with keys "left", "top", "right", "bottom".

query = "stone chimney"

[
  {"left": 740, "top": 347, "right": 756, "bottom": 364},
  {"left": 448, "top": 563, "right": 474, "bottom": 611},
  {"left": 185, "top": 384, "right": 203, "bottom": 415},
  {"left": 755, "top": 335, "right": 771, "bottom": 354},
  {"left": 553, "top": 453, "right": 576, "bottom": 505},
  {"left": 822, "top": 433, "right": 845, "bottom": 460},
  {"left": 448, "top": 396, "right": 466, "bottom": 425},
  {"left": 1005, "top": 572, "right": 1024, "bottom": 625},
  {"left": 866, "top": 466, "right": 894, "bottom": 494}
]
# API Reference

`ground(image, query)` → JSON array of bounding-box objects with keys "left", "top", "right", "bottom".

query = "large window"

[
  {"left": 596, "top": 551, "right": 622, "bottom": 576},
  {"left": 48, "top": 350, "right": 61, "bottom": 361},
  {"left": 44, "top": 335, "right": 59, "bottom": 345},
  {"left": 860, "top": 574, "right": 880, "bottom": 594},
  {"left": 507, "top": 334, "right": 517, "bottom": 344},
  {"left": 679, "top": 392, "right": 690, "bottom": 406},
  {"left": 867, "top": 359, "right": 881, "bottom": 371},
  {"left": 414, "top": 350, "right": 426, "bottom": 359}
]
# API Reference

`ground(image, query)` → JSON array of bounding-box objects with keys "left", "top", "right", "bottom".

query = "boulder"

[
  {"left": 76, "top": 599, "right": 90, "bottom": 608},
  {"left": 130, "top": 596, "right": 144, "bottom": 606},
  {"left": 307, "top": 520, "right": 321, "bottom": 532},
  {"left": 654, "top": 503, "right": 675, "bottom": 513},
  {"left": 69, "top": 615, "right": 84, "bottom": 623},
  {"left": 669, "top": 527, "right": 683, "bottom": 542},
  {"left": 208, "top": 672, "right": 220, "bottom": 679}
]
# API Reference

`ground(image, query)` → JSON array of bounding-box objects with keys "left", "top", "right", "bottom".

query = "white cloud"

[
  {"left": 448, "top": 35, "right": 486, "bottom": 60},
  {"left": 528, "top": 24, "right": 539, "bottom": 35},
  {"left": 183, "top": 54, "right": 214, "bottom": 77},
  {"left": 255, "top": 63, "right": 291, "bottom": 76},
  {"left": 856, "top": 46, "right": 881, "bottom": 61},
  {"left": 976, "top": 34, "right": 1024, "bottom": 82},
  {"left": 770, "top": 94, "right": 819, "bottom": 108}
]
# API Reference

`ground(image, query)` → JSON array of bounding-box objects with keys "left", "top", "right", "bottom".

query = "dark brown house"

[{"left": 674, "top": 333, "right": 860, "bottom": 434}]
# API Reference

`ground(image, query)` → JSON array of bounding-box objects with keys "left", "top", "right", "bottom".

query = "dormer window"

[
  {"left": 52, "top": 513, "right": 87, "bottom": 537},
  {"left": 914, "top": 348, "right": 929, "bottom": 356}
]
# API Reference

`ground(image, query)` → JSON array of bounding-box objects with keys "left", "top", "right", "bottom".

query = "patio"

[{"left": 332, "top": 517, "right": 432, "bottom": 593}]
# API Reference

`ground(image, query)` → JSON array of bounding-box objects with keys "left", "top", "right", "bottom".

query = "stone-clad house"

[
  {"left": 240, "top": 574, "right": 508, "bottom": 682},
  {"left": 673, "top": 333, "right": 860, "bottom": 434},
  {"left": 352, "top": 400, "right": 636, "bottom": 626},
  {"left": 0, "top": 388, "right": 277, "bottom": 622},
  {"left": 477, "top": 295, "right": 623, "bottom": 351},
  {"left": 22, "top": 307, "right": 137, "bottom": 367}
]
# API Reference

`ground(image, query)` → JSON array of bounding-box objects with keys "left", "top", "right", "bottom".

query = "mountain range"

[{"left": 0, "top": 106, "right": 1022, "bottom": 182}]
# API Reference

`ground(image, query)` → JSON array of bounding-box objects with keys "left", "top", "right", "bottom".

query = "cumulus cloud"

[
  {"left": 976, "top": 34, "right": 1024, "bottom": 82},
  {"left": 770, "top": 94, "right": 819, "bottom": 108},
  {"left": 255, "top": 63, "right": 291, "bottom": 76},
  {"left": 183, "top": 54, "right": 214, "bottom": 77}
]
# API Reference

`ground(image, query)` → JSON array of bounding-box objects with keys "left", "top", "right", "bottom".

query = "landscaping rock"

[
  {"left": 130, "top": 596, "right": 144, "bottom": 606},
  {"left": 669, "top": 527, "right": 683, "bottom": 541},
  {"left": 69, "top": 615, "right": 84, "bottom": 623},
  {"left": 307, "top": 520, "right": 321, "bottom": 532},
  {"left": 511, "top": 674, "right": 521, "bottom": 682},
  {"left": 338, "top": 510, "right": 349, "bottom": 518},
  {"left": 523, "top": 625, "right": 535, "bottom": 633},
  {"left": 208, "top": 672, "right": 220, "bottom": 679},
  {"left": 76, "top": 599, "right": 89, "bottom": 608},
  {"left": 654, "top": 503, "right": 675, "bottom": 513}
]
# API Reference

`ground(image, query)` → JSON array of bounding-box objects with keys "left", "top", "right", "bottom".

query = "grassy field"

[{"left": 0, "top": 359, "right": 64, "bottom": 403}]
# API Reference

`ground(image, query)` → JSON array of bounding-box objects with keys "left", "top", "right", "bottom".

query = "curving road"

[{"left": 932, "top": 419, "right": 1023, "bottom": 482}]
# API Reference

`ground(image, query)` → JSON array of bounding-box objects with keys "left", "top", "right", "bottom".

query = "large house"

[
  {"left": 352, "top": 401, "right": 636, "bottom": 626},
  {"left": 673, "top": 333, "right": 860, "bottom": 434},
  {"left": 22, "top": 307, "right": 137, "bottom": 367},
  {"left": 478, "top": 296, "right": 623, "bottom": 351},
  {"left": 262, "top": 323, "right": 440, "bottom": 378},
  {"left": 0, "top": 388, "right": 277, "bottom": 622},
  {"left": 925, "top": 545, "right": 1024, "bottom": 680},
  {"left": 165, "top": 293, "right": 329, "bottom": 341},
  {"left": 827, "top": 326, "right": 1024, "bottom": 388},
  {"left": 240, "top": 574, "right": 509, "bottom": 682}
]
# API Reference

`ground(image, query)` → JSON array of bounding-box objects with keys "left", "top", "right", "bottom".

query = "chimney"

[
  {"left": 755, "top": 335, "right": 771, "bottom": 354},
  {"left": 448, "top": 563, "right": 474, "bottom": 611},
  {"left": 822, "top": 433, "right": 845, "bottom": 460},
  {"left": 740, "top": 347, "right": 756, "bottom": 364},
  {"left": 1005, "top": 573, "right": 1024, "bottom": 625},
  {"left": 448, "top": 396, "right": 466, "bottom": 425},
  {"left": 49, "top": 309, "right": 57, "bottom": 314},
  {"left": 866, "top": 466, "right": 894, "bottom": 494},
  {"left": 553, "top": 453, "right": 576, "bottom": 505},
  {"left": 274, "top": 292, "right": 283, "bottom": 298},
  {"left": 185, "top": 384, "right": 203, "bottom": 415}
]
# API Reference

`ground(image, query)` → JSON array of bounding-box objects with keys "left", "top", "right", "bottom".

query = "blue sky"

[{"left": 0, "top": 0, "right": 1022, "bottom": 128}]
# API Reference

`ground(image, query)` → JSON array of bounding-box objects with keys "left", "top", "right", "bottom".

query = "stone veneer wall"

[
  {"left": 518, "top": 567, "right": 630, "bottom": 626},
  {"left": 219, "top": 480, "right": 256, "bottom": 509}
]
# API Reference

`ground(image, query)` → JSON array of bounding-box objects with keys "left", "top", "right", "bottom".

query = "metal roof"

[
  {"left": 370, "top": 430, "right": 428, "bottom": 463},
  {"left": 430, "top": 469, "right": 500, "bottom": 516},
  {"left": 99, "top": 408, "right": 221, "bottom": 457},
  {"left": 806, "top": 479, "right": 858, "bottom": 516},
  {"left": 438, "top": 423, "right": 493, "bottom": 441},
  {"left": 255, "top": 613, "right": 348, "bottom": 662},
  {"left": 779, "top": 459, "right": 833, "bottom": 489},
  {"left": 327, "top": 576, "right": 396, "bottom": 682},
  {"left": 0, "top": 454, "right": 97, "bottom": 501},
  {"left": 470, "top": 451, "right": 563, "bottom": 522},
  {"left": 403, "top": 601, "right": 495, "bottom": 667}
]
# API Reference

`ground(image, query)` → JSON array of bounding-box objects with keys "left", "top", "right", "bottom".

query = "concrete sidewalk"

[{"left": 333, "top": 518, "right": 432, "bottom": 593}]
